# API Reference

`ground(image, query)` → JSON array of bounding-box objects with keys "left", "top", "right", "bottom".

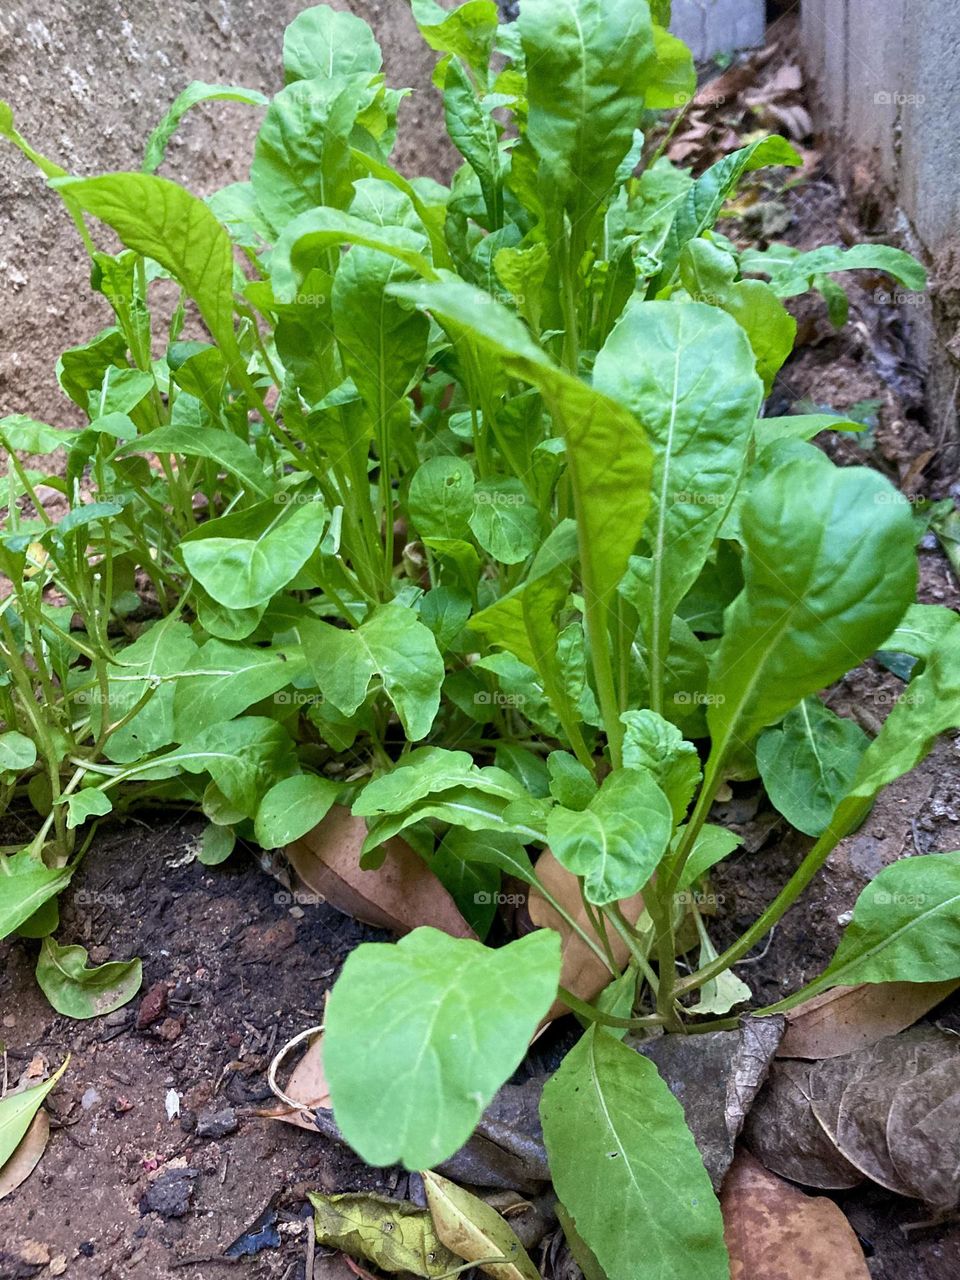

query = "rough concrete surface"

[
  {"left": 801, "top": 0, "right": 960, "bottom": 461},
  {"left": 0, "top": 1, "right": 457, "bottom": 425},
  {"left": 672, "top": 0, "right": 765, "bottom": 60}
]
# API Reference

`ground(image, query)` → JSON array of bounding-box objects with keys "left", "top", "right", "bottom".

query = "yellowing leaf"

[
  {"left": 309, "top": 1191, "right": 459, "bottom": 1278},
  {"left": 423, "top": 1170, "right": 540, "bottom": 1280}
]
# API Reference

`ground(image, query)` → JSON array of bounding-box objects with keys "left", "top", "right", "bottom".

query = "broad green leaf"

[
  {"left": 419, "top": 586, "right": 472, "bottom": 650},
  {"left": 65, "top": 788, "right": 113, "bottom": 830},
  {"left": 0, "top": 415, "right": 75, "bottom": 454},
  {"left": 619, "top": 709, "right": 701, "bottom": 826},
  {"left": 115, "top": 424, "right": 273, "bottom": 499},
  {"left": 541, "top": 1027, "right": 728, "bottom": 1280},
  {"left": 880, "top": 601, "right": 960, "bottom": 662},
  {"left": 301, "top": 605, "right": 445, "bottom": 741},
  {"left": 179, "top": 497, "right": 327, "bottom": 610},
  {"left": 325, "top": 927, "right": 561, "bottom": 1169},
  {"left": 353, "top": 748, "right": 495, "bottom": 817},
  {"left": 411, "top": 0, "right": 499, "bottom": 84},
  {"left": 755, "top": 413, "right": 866, "bottom": 447},
  {"left": 443, "top": 57, "right": 502, "bottom": 225},
  {"left": 272, "top": 207, "right": 435, "bottom": 307},
  {"left": 678, "top": 239, "right": 796, "bottom": 391},
  {"left": 431, "top": 827, "right": 501, "bottom": 939},
  {"left": 517, "top": 0, "right": 654, "bottom": 234},
  {"left": 283, "top": 5, "right": 383, "bottom": 83},
  {"left": 547, "top": 751, "right": 597, "bottom": 811},
  {"left": 645, "top": 23, "right": 695, "bottom": 109},
  {"left": 0, "top": 1059, "right": 69, "bottom": 1173},
  {"left": 172, "top": 640, "right": 306, "bottom": 737},
  {"left": 595, "top": 301, "right": 761, "bottom": 709},
  {"left": 655, "top": 136, "right": 801, "bottom": 288},
  {"left": 101, "top": 617, "right": 200, "bottom": 764},
  {"left": 0, "top": 850, "right": 72, "bottom": 941},
  {"left": 35, "top": 938, "right": 141, "bottom": 1019},
  {"left": 254, "top": 773, "right": 340, "bottom": 848},
  {"left": 251, "top": 76, "right": 367, "bottom": 233},
  {"left": 52, "top": 174, "right": 239, "bottom": 360},
  {"left": 0, "top": 731, "right": 36, "bottom": 775},
  {"left": 547, "top": 768, "right": 673, "bottom": 905},
  {"left": 816, "top": 852, "right": 960, "bottom": 989},
  {"left": 173, "top": 717, "right": 299, "bottom": 818},
  {"left": 706, "top": 457, "right": 917, "bottom": 773},
  {"left": 199, "top": 823, "right": 236, "bottom": 866},
  {"left": 741, "top": 241, "right": 926, "bottom": 298},
  {"left": 676, "top": 823, "right": 742, "bottom": 892},
  {"left": 408, "top": 456, "right": 476, "bottom": 540},
  {"left": 757, "top": 697, "right": 869, "bottom": 837},
  {"left": 468, "top": 479, "right": 538, "bottom": 564},
  {"left": 143, "top": 82, "right": 267, "bottom": 174},
  {"left": 361, "top": 790, "right": 548, "bottom": 862},
  {"left": 433, "top": 825, "right": 537, "bottom": 885}
]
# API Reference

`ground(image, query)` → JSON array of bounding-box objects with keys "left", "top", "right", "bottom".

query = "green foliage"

[{"left": 0, "top": 4, "right": 952, "bottom": 1275}]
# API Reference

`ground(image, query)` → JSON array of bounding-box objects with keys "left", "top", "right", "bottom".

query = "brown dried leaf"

[
  {"left": 832, "top": 1029, "right": 955, "bottom": 1195},
  {"left": 0, "top": 1111, "right": 49, "bottom": 1201},
  {"left": 744, "top": 1059, "right": 863, "bottom": 1190},
  {"left": 528, "top": 851, "right": 641, "bottom": 1023},
  {"left": 778, "top": 981, "right": 959, "bottom": 1060},
  {"left": 887, "top": 1055, "right": 960, "bottom": 1209},
  {"left": 721, "top": 1150, "right": 870, "bottom": 1280},
  {"left": 270, "top": 1032, "right": 331, "bottom": 1134},
  {"left": 286, "top": 805, "right": 475, "bottom": 938}
]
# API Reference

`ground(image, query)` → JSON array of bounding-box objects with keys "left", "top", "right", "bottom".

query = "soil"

[{"left": 3, "top": 8, "right": 960, "bottom": 1280}]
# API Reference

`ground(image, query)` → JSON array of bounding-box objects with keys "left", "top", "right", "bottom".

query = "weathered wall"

[
  {"left": 801, "top": 0, "right": 960, "bottom": 458},
  {"left": 0, "top": 1, "right": 457, "bottom": 425},
  {"left": 672, "top": 0, "right": 766, "bottom": 60}
]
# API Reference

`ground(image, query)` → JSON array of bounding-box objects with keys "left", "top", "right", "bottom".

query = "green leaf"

[
  {"left": 757, "top": 697, "right": 869, "bottom": 836},
  {"left": 408, "top": 456, "right": 476, "bottom": 541},
  {"left": 431, "top": 827, "right": 501, "bottom": 939},
  {"left": 595, "top": 301, "right": 761, "bottom": 707},
  {"left": 179, "top": 497, "right": 327, "bottom": 610},
  {"left": 362, "top": 789, "right": 548, "bottom": 860},
  {"left": 301, "top": 605, "right": 445, "bottom": 741},
  {"left": 143, "top": 82, "right": 267, "bottom": 174},
  {"left": 754, "top": 413, "right": 867, "bottom": 447},
  {"left": 65, "top": 788, "right": 113, "bottom": 830},
  {"left": 0, "top": 1059, "right": 69, "bottom": 1173},
  {"left": 101, "top": 617, "right": 200, "bottom": 764},
  {"left": 880, "top": 601, "right": 960, "bottom": 663},
  {"left": 517, "top": 0, "right": 654, "bottom": 233},
  {"left": 0, "top": 850, "right": 73, "bottom": 941},
  {"left": 442, "top": 57, "right": 502, "bottom": 225},
  {"left": 742, "top": 241, "right": 926, "bottom": 298},
  {"left": 198, "top": 823, "right": 236, "bottom": 866},
  {"left": 547, "top": 768, "right": 673, "bottom": 906},
  {"left": 655, "top": 136, "right": 802, "bottom": 288},
  {"left": 282, "top": 5, "right": 383, "bottom": 83},
  {"left": 547, "top": 751, "right": 597, "bottom": 811},
  {"left": 706, "top": 457, "right": 917, "bottom": 770},
  {"left": 172, "top": 640, "right": 305, "bottom": 738},
  {"left": 252, "top": 77, "right": 367, "bottom": 233},
  {"left": 679, "top": 239, "right": 796, "bottom": 391},
  {"left": 619, "top": 710, "right": 701, "bottom": 826},
  {"left": 35, "top": 938, "right": 141, "bottom": 1019},
  {"left": 410, "top": 0, "right": 499, "bottom": 84},
  {"left": 52, "top": 174, "right": 239, "bottom": 361},
  {"left": 0, "top": 731, "right": 37, "bottom": 776},
  {"left": 115, "top": 424, "right": 272, "bottom": 499},
  {"left": 419, "top": 586, "right": 472, "bottom": 651},
  {"left": 0, "top": 415, "right": 74, "bottom": 454},
  {"left": 423, "top": 1169, "right": 540, "bottom": 1280},
  {"left": 432, "top": 825, "right": 538, "bottom": 886},
  {"left": 325, "top": 927, "right": 561, "bottom": 1169},
  {"left": 468, "top": 479, "right": 538, "bottom": 564},
  {"left": 645, "top": 23, "right": 696, "bottom": 109},
  {"left": 254, "top": 774, "right": 341, "bottom": 848},
  {"left": 173, "top": 717, "right": 299, "bottom": 818},
  {"left": 676, "top": 823, "right": 742, "bottom": 892},
  {"left": 353, "top": 748, "right": 488, "bottom": 817},
  {"left": 541, "top": 1027, "right": 728, "bottom": 1280}
]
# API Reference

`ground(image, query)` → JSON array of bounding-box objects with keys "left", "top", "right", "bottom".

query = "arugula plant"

[{"left": 2, "top": 0, "right": 958, "bottom": 1273}]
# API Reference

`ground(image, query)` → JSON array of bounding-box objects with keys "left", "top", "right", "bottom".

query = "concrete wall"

[
  {"left": 672, "top": 0, "right": 766, "bottom": 59},
  {"left": 801, "top": 0, "right": 960, "bottom": 457}
]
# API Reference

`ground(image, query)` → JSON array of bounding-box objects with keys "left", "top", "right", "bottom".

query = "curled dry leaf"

[
  {"left": 286, "top": 805, "right": 475, "bottom": 938},
  {"left": 0, "top": 1111, "right": 49, "bottom": 1201},
  {"left": 721, "top": 1149, "right": 870, "bottom": 1280},
  {"left": 308, "top": 1192, "right": 460, "bottom": 1279},
  {"left": 269, "top": 1029, "right": 331, "bottom": 1134},
  {"left": 528, "top": 850, "right": 643, "bottom": 1022},
  {"left": 776, "top": 980, "right": 959, "bottom": 1059},
  {"left": 423, "top": 1170, "right": 540, "bottom": 1280}
]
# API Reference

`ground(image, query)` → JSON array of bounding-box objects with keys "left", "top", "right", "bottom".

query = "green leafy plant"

[{"left": 2, "top": 0, "right": 958, "bottom": 1273}]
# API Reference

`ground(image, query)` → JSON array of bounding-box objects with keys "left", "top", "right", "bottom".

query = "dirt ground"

[{"left": 3, "top": 8, "right": 960, "bottom": 1280}]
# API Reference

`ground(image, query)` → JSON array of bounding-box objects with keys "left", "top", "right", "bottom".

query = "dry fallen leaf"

[
  {"left": 309, "top": 1191, "right": 460, "bottom": 1278},
  {"left": 777, "top": 980, "right": 959, "bottom": 1059},
  {"left": 287, "top": 805, "right": 475, "bottom": 938},
  {"left": 887, "top": 1054, "right": 960, "bottom": 1209},
  {"left": 423, "top": 1170, "right": 540, "bottom": 1280},
  {"left": 528, "top": 850, "right": 642, "bottom": 1023},
  {"left": 269, "top": 1030, "right": 331, "bottom": 1134},
  {"left": 721, "top": 1149, "right": 870, "bottom": 1279},
  {"left": 0, "top": 1111, "right": 50, "bottom": 1201}
]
